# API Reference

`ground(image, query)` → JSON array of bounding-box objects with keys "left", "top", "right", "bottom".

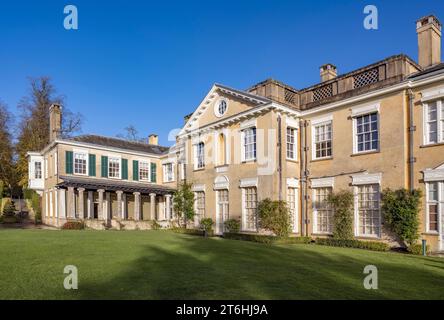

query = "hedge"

[
  {"left": 223, "top": 232, "right": 312, "bottom": 245},
  {"left": 315, "top": 238, "right": 390, "bottom": 252},
  {"left": 171, "top": 227, "right": 214, "bottom": 237},
  {"left": 408, "top": 243, "right": 430, "bottom": 255}
]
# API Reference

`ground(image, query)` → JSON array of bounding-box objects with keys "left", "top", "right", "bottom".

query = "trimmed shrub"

[
  {"left": 61, "top": 221, "right": 85, "bottom": 230},
  {"left": 224, "top": 219, "right": 240, "bottom": 233},
  {"left": 2, "top": 200, "right": 16, "bottom": 217},
  {"left": 382, "top": 188, "right": 421, "bottom": 246},
  {"left": 408, "top": 243, "right": 430, "bottom": 255},
  {"left": 199, "top": 218, "right": 214, "bottom": 232},
  {"left": 328, "top": 190, "right": 354, "bottom": 240},
  {"left": 257, "top": 198, "right": 291, "bottom": 237},
  {"left": 223, "top": 232, "right": 312, "bottom": 245},
  {"left": 315, "top": 238, "right": 390, "bottom": 252}
]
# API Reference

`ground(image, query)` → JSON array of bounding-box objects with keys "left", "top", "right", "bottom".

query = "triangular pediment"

[{"left": 178, "top": 84, "right": 271, "bottom": 136}]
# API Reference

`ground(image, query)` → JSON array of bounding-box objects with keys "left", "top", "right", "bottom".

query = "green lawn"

[{"left": 0, "top": 229, "right": 443, "bottom": 300}]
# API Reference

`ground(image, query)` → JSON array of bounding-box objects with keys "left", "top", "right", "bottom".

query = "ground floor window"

[
  {"left": 287, "top": 187, "right": 298, "bottom": 232},
  {"left": 357, "top": 184, "right": 381, "bottom": 237},
  {"left": 313, "top": 187, "right": 333, "bottom": 234},
  {"left": 427, "top": 182, "right": 442, "bottom": 232},
  {"left": 195, "top": 191, "right": 205, "bottom": 222},
  {"left": 243, "top": 187, "right": 257, "bottom": 231}
]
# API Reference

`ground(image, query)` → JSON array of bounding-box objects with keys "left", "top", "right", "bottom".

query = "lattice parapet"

[
  {"left": 284, "top": 89, "right": 296, "bottom": 105},
  {"left": 313, "top": 84, "right": 333, "bottom": 102},
  {"left": 353, "top": 68, "right": 379, "bottom": 89}
]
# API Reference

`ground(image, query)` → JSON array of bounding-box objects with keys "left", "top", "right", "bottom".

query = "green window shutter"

[
  {"left": 132, "top": 160, "right": 139, "bottom": 181},
  {"left": 88, "top": 154, "right": 96, "bottom": 177},
  {"left": 151, "top": 163, "right": 157, "bottom": 183},
  {"left": 122, "top": 159, "right": 128, "bottom": 180},
  {"left": 65, "top": 151, "right": 73, "bottom": 174},
  {"left": 101, "top": 156, "right": 108, "bottom": 178}
]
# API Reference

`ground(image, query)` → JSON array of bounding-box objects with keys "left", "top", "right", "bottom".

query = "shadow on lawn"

[{"left": 77, "top": 234, "right": 444, "bottom": 300}]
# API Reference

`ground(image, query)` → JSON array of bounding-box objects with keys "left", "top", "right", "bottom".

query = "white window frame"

[
  {"left": 423, "top": 100, "right": 444, "bottom": 145},
  {"left": 34, "top": 161, "right": 42, "bottom": 179},
  {"left": 139, "top": 161, "right": 151, "bottom": 181},
  {"left": 425, "top": 181, "right": 443, "bottom": 234},
  {"left": 214, "top": 98, "right": 228, "bottom": 118},
  {"left": 352, "top": 112, "right": 380, "bottom": 154},
  {"left": 73, "top": 151, "right": 88, "bottom": 176},
  {"left": 287, "top": 178, "right": 299, "bottom": 233},
  {"left": 163, "top": 162, "right": 175, "bottom": 183},
  {"left": 241, "top": 186, "right": 258, "bottom": 232},
  {"left": 54, "top": 153, "right": 58, "bottom": 175},
  {"left": 312, "top": 121, "right": 333, "bottom": 160},
  {"left": 194, "top": 142, "right": 205, "bottom": 170},
  {"left": 241, "top": 126, "right": 257, "bottom": 162},
  {"left": 286, "top": 126, "right": 298, "bottom": 160},
  {"left": 108, "top": 157, "right": 121, "bottom": 179},
  {"left": 194, "top": 191, "right": 206, "bottom": 226},
  {"left": 354, "top": 184, "right": 381, "bottom": 238},
  {"left": 312, "top": 187, "right": 334, "bottom": 235}
]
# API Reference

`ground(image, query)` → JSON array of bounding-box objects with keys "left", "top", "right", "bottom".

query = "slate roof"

[{"left": 68, "top": 135, "right": 170, "bottom": 155}]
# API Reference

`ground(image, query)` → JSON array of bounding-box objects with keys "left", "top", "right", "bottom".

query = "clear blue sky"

[{"left": 1, "top": 1, "right": 443, "bottom": 145}]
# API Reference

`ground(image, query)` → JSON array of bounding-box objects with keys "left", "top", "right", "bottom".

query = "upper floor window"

[
  {"left": 286, "top": 127, "right": 297, "bottom": 160},
  {"left": 313, "top": 122, "right": 332, "bottom": 159},
  {"left": 34, "top": 162, "right": 42, "bottom": 179},
  {"left": 425, "top": 100, "right": 444, "bottom": 144},
  {"left": 243, "top": 127, "right": 256, "bottom": 161},
  {"left": 214, "top": 99, "right": 228, "bottom": 117},
  {"left": 163, "top": 163, "right": 174, "bottom": 182},
  {"left": 195, "top": 142, "right": 205, "bottom": 169},
  {"left": 108, "top": 157, "right": 120, "bottom": 178},
  {"left": 139, "top": 161, "right": 150, "bottom": 181},
  {"left": 355, "top": 113, "right": 379, "bottom": 153},
  {"left": 74, "top": 152, "right": 87, "bottom": 175}
]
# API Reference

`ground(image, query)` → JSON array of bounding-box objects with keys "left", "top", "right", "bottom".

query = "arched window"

[{"left": 218, "top": 133, "right": 226, "bottom": 166}]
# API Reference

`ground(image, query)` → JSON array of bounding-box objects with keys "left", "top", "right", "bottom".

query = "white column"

[
  {"left": 77, "top": 188, "right": 85, "bottom": 219},
  {"left": 149, "top": 193, "right": 156, "bottom": 220},
  {"left": 105, "top": 192, "right": 111, "bottom": 223},
  {"left": 165, "top": 194, "right": 172, "bottom": 221},
  {"left": 58, "top": 189, "right": 66, "bottom": 219},
  {"left": 49, "top": 191, "right": 53, "bottom": 218},
  {"left": 97, "top": 189, "right": 105, "bottom": 220},
  {"left": 134, "top": 192, "right": 141, "bottom": 221},
  {"left": 122, "top": 193, "right": 127, "bottom": 220},
  {"left": 67, "top": 187, "right": 75, "bottom": 219},
  {"left": 87, "top": 191, "right": 94, "bottom": 219},
  {"left": 116, "top": 191, "right": 123, "bottom": 220}
]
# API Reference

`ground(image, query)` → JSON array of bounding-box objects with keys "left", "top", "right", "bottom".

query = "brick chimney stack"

[
  {"left": 320, "top": 63, "right": 337, "bottom": 82},
  {"left": 416, "top": 15, "right": 442, "bottom": 68},
  {"left": 49, "top": 104, "right": 62, "bottom": 141}
]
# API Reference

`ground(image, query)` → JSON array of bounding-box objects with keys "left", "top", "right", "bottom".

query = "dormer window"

[{"left": 214, "top": 99, "right": 228, "bottom": 117}]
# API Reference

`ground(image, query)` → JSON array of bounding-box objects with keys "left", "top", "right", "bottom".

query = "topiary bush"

[
  {"left": 61, "top": 221, "right": 85, "bottom": 230},
  {"left": 327, "top": 190, "right": 354, "bottom": 240},
  {"left": 257, "top": 198, "right": 291, "bottom": 237},
  {"left": 224, "top": 219, "right": 240, "bottom": 233},
  {"left": 381, "top": 188, "right": 421, "bottom": 247}
]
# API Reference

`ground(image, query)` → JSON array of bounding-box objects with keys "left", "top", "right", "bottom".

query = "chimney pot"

[
  {"left": 320, "top": 63, "right": 337, "bottom": 82},
  {"left": 416, "top": 15, "right": 442, "bottom": 68},
  {"left": 148, "top": 134, "right": 158, "bottom": 145}
]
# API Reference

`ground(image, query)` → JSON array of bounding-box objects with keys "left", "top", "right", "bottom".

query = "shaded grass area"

[{"left": 0, "top": 229, "right": 443, "bottom": 299}]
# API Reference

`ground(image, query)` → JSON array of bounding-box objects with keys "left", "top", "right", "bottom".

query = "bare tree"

[
  {"left": 0, "top": 100, "right": 16, "bottom": 188},
  {"left": 117, "top": 125, "right": 144, "bottom": 142}
]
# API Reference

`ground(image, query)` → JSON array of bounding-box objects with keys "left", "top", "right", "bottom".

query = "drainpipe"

[
  {"left": 277, "top": 115, "right": 283, "bottom": 201},
  {"left": 300, "top": 120, "right": 306, "bottom": 236},
  {"left": 304, "top": 120, "right": 309, "bottom": 236},
  {"left": 408, "top": 89, "right": 415, "bottom": 192}
]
